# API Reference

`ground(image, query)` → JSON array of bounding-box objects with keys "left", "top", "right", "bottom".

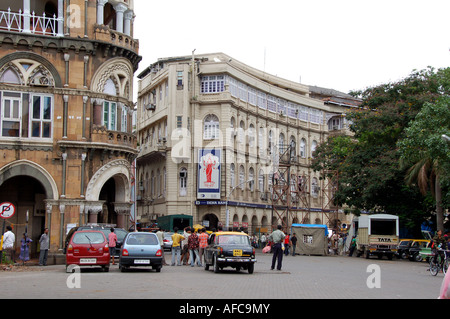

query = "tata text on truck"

[{"left": 352, "top": 214, "right": 399, "bottom": 260}]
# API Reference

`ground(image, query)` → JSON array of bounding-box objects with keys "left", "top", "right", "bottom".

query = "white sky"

[{"left": 134, "top": 0, "right": 449, "bottom": 94}]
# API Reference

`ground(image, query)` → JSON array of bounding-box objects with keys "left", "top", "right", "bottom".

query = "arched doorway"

[
  {"left": 85, "top": 160, "right": 132, "bottom": 229},
  {"left": 0, "top": 176, "right": 50, "bottom": 259},
  {"left": 202, "top": 213, "right": 219, "bottom": 231}
]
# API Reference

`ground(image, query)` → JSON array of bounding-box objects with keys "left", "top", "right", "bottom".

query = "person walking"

[
  {"left": 171, "top": 227, "right": 185, "bottom": 266},
  {"left": 268, "top": 225, "right": 286, "bottom": 271},
  {"left": 2, "top": 226, "right": 15, "bottom": 263},
  {"left": 38, "top": 228, "right": 49, "bottom": 266},
  {"left": 19, "top": 233, "right": 32, "bottom": 264},
  {"left": 198, "top": 228, "right": 209, "bottom": 267},
  {"left": 156, "top": 227, "right": 167, "bottom": 265},
  {"left": 108, "top": 228, "right": 118, "bottom": 265},
  {"left": 348, "top": 236, "right": 357, "bottom": 257},
  {"left": 188, "top": 228, "right": 201, "bottom": 267},
  {"left": 290, "top": 233, "right": 297, "bottom": 256}
]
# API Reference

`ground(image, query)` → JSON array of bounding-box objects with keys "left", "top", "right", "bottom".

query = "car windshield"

[
  {"left": 126, "top": 233, "right": 159, "bottom": 246},
  {"left": 73, "top": 232, "right": 105, "bottom": 244},
  {"left": 215, "top": 235, "right": 250, "bottom": 245}
]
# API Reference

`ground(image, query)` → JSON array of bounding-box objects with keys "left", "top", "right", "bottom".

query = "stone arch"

[
  {"left": 91, "top": 57, "right": 134, "bottom": 100},
  {"left": 0, "top": 160, "right": 58, "bottom": 200},
  {"left": 85, "top": 160, "right": 131, "bottom": 202},
  {"left": 0, "top": 51, "right": 62, "bottom": 87}
]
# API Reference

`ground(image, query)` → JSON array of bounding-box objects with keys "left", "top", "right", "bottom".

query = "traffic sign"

[{"left": 0, "top": 202, "right": 15, "bottom": 219}]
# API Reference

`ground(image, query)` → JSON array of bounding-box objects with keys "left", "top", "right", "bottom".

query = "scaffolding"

[{"left": 270, "top": 142, "right": 340, "bottom": 233}]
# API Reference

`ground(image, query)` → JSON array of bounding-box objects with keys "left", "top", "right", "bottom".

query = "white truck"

[{"left": 349, "top": 214, "right": 399, "bottom": 260}]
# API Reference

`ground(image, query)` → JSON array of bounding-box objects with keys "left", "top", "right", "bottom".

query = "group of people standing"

[
  {"left": 156, "top": 226, "right": 209, "bottom": 267},
  {"left": 1, "top": 226, "right": 49, "bottom": 266}
]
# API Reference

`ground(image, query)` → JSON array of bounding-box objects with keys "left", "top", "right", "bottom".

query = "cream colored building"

[{"left": 136, "top": 52, "right": 357, "bottom": 234}]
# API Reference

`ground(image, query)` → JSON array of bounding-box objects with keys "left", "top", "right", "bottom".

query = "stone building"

[
  {"left": 136, "top": 52, "right": 356, "bottom": 234},
  {"left": 0, "top": 0, "right": 140, "bottom": 262}
]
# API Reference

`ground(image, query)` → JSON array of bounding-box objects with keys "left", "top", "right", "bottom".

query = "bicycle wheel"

[{"left": 430, "top": 259, "right": 439, "bottom": 276}]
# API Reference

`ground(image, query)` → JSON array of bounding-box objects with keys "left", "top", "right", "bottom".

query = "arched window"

[
  {"left": 258, "top": 169, "right": 265, "bottom": 192},
  {"left": 203, "top": 114, "right": 219, "bottom": 140},
  {"left": 300, "top": 138, "right": 306, "bottom": 158},
  {"left": 230, "top": 163, "right": 235, "bottom": 188},
  {"left": 249, "top": 167, "right": 255, "bottom": 192},
  {"left": 239, "top": 165, "right": 245, "bottom": 189},
  {"left": 312, "top": 177, "right": 319, "bottom": 197},
  {"left": 0, "top": 68, "right": 21, "bottom": 85},
  {"left": 311, "top": 140, "right": 318, "bottom": 158},
  {"left": 179, "top": 168, "right": 187, "bottom": 196}
]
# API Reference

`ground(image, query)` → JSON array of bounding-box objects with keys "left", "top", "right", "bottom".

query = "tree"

[
  {"left": 398, "top": 93, "right": 450, "bottom": 231},
  {"left": 312, "top": 67, "right": 447, "bottom": 234}
]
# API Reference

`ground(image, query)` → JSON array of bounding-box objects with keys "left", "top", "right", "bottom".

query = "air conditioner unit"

[{"left": 145, "top": 104, "right": 156, "bottom": 111}]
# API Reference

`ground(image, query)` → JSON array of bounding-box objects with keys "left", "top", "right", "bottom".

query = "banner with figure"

[{"left": 198, "top": 149, "right": 221, "bottom": 199}]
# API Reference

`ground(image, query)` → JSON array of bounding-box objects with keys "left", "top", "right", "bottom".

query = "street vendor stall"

[{"left": 291, "top": 224, "right": 329, "bottom": 256}]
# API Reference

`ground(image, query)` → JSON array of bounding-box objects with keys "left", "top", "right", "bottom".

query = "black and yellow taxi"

[{"left": 204, "top": 231, "right": 256, "bottom": 274}]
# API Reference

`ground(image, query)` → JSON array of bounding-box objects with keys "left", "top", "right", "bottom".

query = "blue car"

[{"left": 119, "top": 232, "right": 163, "bottom": 272}]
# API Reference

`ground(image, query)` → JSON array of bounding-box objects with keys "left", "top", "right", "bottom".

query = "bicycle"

[{"left": 429, "top": 249, "right": 449, "bottom": 276}]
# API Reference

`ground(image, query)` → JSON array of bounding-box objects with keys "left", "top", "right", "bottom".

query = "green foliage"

[{"left": 312, "top": 67, "right": 449, "bottom": 233}]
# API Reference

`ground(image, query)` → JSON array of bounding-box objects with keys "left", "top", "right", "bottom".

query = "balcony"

[{"left": 0, "top": 8, "right": 63, "bottom": 37}]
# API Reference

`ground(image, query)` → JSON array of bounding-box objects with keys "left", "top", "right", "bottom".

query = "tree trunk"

[{"left": 435, "top": 174, "right": 444, "bottom": 232}]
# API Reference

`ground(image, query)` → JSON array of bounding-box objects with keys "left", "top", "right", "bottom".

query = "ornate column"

[
  {"left": 123, "top": 10, "right": 134, "bottom": 36},
  {"left": 85, "top": 201, "right": 105, "bottom": 224},
  {"left": 57, "top": 0, "right": 64, "bottom": 37},
  {"left": 114, "top": 202, "right": 132, "bottom": 229},
  {"left": 114, "top": 3, "right": 128, "bottom": 34},
  {"left": 96, "top": 0, "right": 109, "bottom": 25},
  {"left": 22, "top": 0, "right": 31, "bottom": 33}
]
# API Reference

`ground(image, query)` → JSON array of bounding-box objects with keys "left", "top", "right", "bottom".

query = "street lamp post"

[
  {"left": 442, "top": 134, "right": 450, "bottom": 142},
  {"left": 225, "top": 179, "right": 253, "bottom": 231}
]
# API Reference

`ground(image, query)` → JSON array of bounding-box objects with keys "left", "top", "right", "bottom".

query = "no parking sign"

[{"left": 0, "top": 202, "right": 15, "bottom": 219}]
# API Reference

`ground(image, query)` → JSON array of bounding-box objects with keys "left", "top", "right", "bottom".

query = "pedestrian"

[
  {"left": 108, "top": 228, "right": 118, "bottom": 265},
  {"left": 188, "top": 228, "right": 201, "bottom": 267},
  {"left": 338, "top": 235, "right": 344, "bottom": 256},
  {"left": 19, "top": 233, "right": 32, "bottom": 263},
  {"left": 38, "top": 228, "right": 49, "bottom": 266},
  {"left": 284, "top": 233, "right": 290, "bottom": 256},
  {"left": 2, "top": 225, "right": 16, "bottom": 263},
  {"left": 181, "top": 227, "right": 191, "bottom": 265},
  {"left": 261, "top": 233, "right": 267, "bottom": 248},
  {"left": 198, "top": 228, "right": 209, "bottom": 267},
  {"left": 268, "top": 225, "right": 286, "bottom": 271},
  {"left": 171, "top": 227, "right": 185, "bottom": 266},
  {"left": 290, "top": 233, "right": 297, "bottom": 256},
  {"left": 156, "top": 227, "right": 167, "bottom": 265},
  {"left": 348, "top": 236, "right": 357, "bottom": 257}
]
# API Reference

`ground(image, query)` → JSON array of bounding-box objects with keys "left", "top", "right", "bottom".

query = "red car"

[{"left": 65, "top": 230, "right": 111, "bottom": 272}]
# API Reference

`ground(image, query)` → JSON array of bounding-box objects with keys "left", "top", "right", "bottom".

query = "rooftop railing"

[{"left": 0, "top": 8, "right": 62, "bottom": 37}]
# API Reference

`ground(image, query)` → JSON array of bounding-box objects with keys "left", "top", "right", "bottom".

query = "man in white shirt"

[{"left": 2, "top": 226, "right": 16, "bottom": 263}]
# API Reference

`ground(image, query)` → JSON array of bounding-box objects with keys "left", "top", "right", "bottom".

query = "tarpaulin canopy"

[{"left": 291, "top": 224, "right": 328, "bottom": 256}]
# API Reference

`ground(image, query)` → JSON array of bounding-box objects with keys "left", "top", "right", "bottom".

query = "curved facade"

[
  {"left": 136, "top": 53, "right": 356, "bottom": 235},
  {"left": 0, "top": 0, "right": 140, "bottom": 262}
]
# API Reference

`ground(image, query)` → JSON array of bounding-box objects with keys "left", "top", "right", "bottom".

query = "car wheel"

[
  {"left": 213, "top": 255, "right": 220, "bottom": 273},
  {"left": 120, "top": 264, "right": 127, "bottom": 272},
  {"left": 248, "top": 263, "right": 254, "bottom": 274},
  {"left": 102, "top": 266, "right": 109, "bottom": 272},
  {"left": 204, "top": 258, "right": 210, "bottom": 271},
  {"left": 415, "top": 254, "right": 423, "bottom": 262},
  {"left": 153, "top": 265, "right": 161, "bottom": 272}
]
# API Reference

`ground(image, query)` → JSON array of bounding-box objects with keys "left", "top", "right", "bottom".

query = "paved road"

[{"left": 0, "top": 251, "right": 443, "bottom": 299}]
